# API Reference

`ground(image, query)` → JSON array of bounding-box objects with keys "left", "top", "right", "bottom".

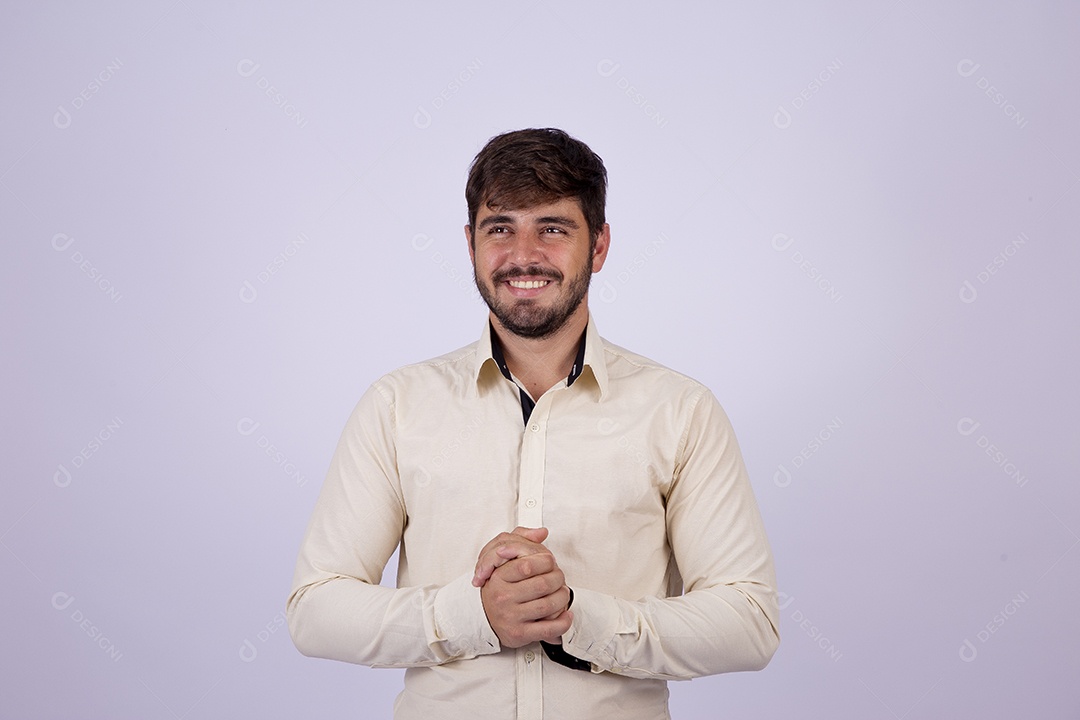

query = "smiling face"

[{"left": 467, "top": 197, "right": 609, "bottom": 339}]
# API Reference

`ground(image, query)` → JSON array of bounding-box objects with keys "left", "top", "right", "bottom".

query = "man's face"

[{"left": 466, "top": 197, "right": 609, "bottom": 339}]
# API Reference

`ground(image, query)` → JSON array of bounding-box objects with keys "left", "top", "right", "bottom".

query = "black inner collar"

[{"left": 489, "top": 323, "right": 588, "bottom": 425}]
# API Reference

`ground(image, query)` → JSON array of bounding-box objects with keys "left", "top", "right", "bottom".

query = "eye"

[{"left": 542, "top": 226, "right": 565, "bottom": 234}]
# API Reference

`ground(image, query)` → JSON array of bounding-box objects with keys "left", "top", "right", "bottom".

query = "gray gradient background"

[{"left": 3, "top": 2, "right": 1078, "bottom": 718}]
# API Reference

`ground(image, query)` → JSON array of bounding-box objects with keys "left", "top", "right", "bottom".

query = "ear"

[
  {"left": 591, "top": 223, "right": 611, "bottom": 273},
  {"left": 464, "top": 224, "right": 475, "bottom": 264}
]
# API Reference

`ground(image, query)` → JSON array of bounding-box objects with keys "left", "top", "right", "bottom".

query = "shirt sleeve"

[
  {"left": 562, "top": 388, "right": 780, "bottom": 680},
  {"left": 285, "top": 382, "right": 502, "bottom": 667}
]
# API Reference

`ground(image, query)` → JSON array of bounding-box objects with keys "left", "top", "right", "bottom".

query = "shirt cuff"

[
  {"left": 432, "top": 572, "right": 502, "bottom": 660},
  {"left": 561, "top": 586, "right": 621, "bottom": 673}
]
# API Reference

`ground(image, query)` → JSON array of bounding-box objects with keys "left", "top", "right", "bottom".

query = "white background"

[{"left": 3, "top": 2, "right": 1078, "bottom": 718}]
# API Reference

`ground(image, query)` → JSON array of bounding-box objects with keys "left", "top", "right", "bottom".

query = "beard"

[{"left": 474, "top": 258, "right": 592, "bottom": 340}]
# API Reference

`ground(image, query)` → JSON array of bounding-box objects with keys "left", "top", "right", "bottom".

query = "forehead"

[{"left": 476, "top": 196, "right": 585, "bottom": 223}]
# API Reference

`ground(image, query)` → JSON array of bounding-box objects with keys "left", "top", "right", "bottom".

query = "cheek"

[{"left": 480, "top": 247, "right": 514, "bottom": 269}]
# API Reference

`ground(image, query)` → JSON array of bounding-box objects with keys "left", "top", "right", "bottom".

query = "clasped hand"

[{"left": 472, "top": 526, "right": 572, "bottom": 649}]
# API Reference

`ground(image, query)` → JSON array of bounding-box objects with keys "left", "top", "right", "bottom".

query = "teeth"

[{"left": 508, "top": 280, "right": 550, "bottom": 289}]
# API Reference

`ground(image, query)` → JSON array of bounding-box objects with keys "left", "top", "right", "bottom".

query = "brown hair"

[{"left": 465, "top": 128, "right": 608, "bottom": 243}]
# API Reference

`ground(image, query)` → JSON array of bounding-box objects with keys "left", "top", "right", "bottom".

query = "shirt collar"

[{"left": 473, "top": 312, "right": 608, "bottom": 400}]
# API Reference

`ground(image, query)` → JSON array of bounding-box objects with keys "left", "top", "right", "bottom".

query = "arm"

[
  {"left": 285, "top": 383, "right": 501, "bottom": 667},
  {"left": 561, "top": 389, "right": 780, "bottom": 680}
]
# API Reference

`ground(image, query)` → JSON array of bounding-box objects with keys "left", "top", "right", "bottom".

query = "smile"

[{"left": 507, "top": 280, "right": 551, "bottom": 289}]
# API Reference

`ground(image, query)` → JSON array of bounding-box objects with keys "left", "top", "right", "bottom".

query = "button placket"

[{"left": 517, "top": 396, "right": 551, "bottom": 528}]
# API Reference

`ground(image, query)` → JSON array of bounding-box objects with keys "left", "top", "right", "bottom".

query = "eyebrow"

[
  {"left": 535, "top": 215, "right": 580, "bottom": 229},
  {"left": 477, "top": 214, "right": 514, "bottom": 230},
  {"left": 476, "top": 214, "right": 581, "bottom": 230}
]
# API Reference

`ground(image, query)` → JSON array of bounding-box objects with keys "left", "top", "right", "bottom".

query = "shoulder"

[
  {"left": 368, "top": 340, "right": 480, "bottom": 402},
  {"left": 599, "top": 336, "right": 711, "bottom": 399}
]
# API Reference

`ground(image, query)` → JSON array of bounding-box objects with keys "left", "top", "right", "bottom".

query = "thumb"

[{"left": 512, "top": 526, "right": 549, "bottom": 543}]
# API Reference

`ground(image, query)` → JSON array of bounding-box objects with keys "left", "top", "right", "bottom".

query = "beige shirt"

[{"left": 287, "top": 315, "right": 779, "bottom": 719}]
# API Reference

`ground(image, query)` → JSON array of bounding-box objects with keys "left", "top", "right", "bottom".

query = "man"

[{"left": 287, "top": 128, "right": 779, "bottom": 719}]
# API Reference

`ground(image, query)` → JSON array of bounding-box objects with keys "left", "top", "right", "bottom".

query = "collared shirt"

[{"left": 287, "top": 314, "right": 780, "bottom": 720}]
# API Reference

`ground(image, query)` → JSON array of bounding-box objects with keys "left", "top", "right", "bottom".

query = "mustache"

[{"left": 492, "top": 265, "right": 563, "bottom": 283}]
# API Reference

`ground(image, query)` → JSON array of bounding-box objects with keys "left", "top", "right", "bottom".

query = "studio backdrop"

[{"left": 3, "top": 2, "right": 1077, "bottom": 718}]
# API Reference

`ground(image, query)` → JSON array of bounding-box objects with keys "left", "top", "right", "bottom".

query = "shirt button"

[
  {"left": 530, "top": 423, "right": 540, "bottom": 432},
  {"left": 525, "top": 651, "right": 536, "bottom": 662},
  {"left": 525, "top": 498, "right": 536, "bottom": 508}
]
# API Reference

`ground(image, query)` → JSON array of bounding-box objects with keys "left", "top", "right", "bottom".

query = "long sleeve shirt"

[{"left": 286, "top": 314, "right": 780, "bottom": 719}]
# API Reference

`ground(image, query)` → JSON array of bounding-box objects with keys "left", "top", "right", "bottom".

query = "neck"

[{"left": 491, "top": 303, "right": 589, "bottom": 400}]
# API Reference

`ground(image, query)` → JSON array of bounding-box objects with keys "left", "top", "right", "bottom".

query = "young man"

[{"left": 287, "top": 128, "right": 779, "bottom": 719}]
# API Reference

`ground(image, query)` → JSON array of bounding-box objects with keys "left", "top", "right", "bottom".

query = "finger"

[
  {"left": 511, "top": 526, "right": 548, "bottom": 543},
  {"left": 539, "top": 609, "right": 574, "bottom": 644},
  {"left": 494, "top": 559, "right": 564, "bottom": 595},
  {"left": 474, "top": 543, "right": 541, "bottom": 586},
  {"left": 472, "top": 532, "right": 521, "bottom": 587},
  {"left": 475, "top": 527, "right": 546, "bottom": 568},
  {"left": 472, "top": 529, "right": 545, "bottom": 584},
  {"left": 473, "top": 536, "right": 549, "bottom": 587},
  {"left": 541, "top": 587, "right": 572, "bottom": 621},
  {"left": 521, "top": 611, "right": 574, "bottom": 646}
]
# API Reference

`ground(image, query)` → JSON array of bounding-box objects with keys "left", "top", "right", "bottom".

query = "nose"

[{"left": 507, "top": 230, "right": 546, "bottom": 266}]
